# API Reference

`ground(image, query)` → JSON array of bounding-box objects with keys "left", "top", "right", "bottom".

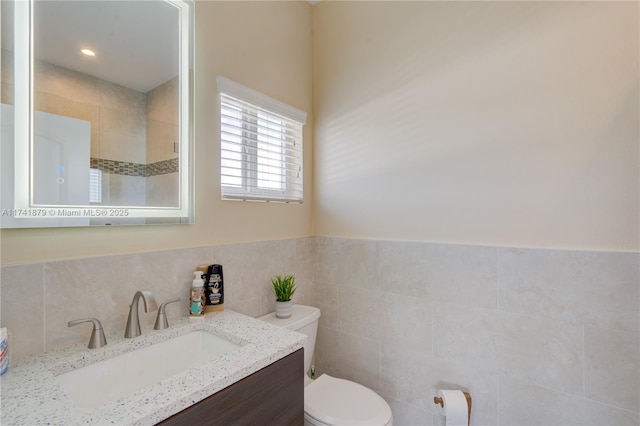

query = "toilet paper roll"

[{"left": 436, "top": 390, "right": 468, "bottom": 426}]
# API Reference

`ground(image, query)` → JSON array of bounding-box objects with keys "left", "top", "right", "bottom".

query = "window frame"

[{"left": 218, "top": 77, "right": 306, "bottom": 203}]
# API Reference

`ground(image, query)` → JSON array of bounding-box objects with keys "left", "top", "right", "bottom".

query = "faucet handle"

[
  {"left": 154, "top": 298, "right": 181, "bottom": 330},
  {"left": 68, "top": 318, "right": 107, "bottom": 349}
]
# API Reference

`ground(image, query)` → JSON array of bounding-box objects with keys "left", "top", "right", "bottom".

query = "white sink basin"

[{"left": 56, "top": 331, "right": 242, "bottom": 409}]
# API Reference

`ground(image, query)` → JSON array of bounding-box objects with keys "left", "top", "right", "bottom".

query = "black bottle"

[{"left": 204, "top": 264, "right": 224, "bottom": 310}]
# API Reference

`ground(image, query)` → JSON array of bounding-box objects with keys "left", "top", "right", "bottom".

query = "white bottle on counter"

[{"left": 189, "top": 271, "right": 205, "bottom": 317}]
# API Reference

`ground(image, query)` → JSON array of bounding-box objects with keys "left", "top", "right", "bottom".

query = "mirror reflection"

[{"left": 0, "top": 0, "right": 193, "bottom": 227}]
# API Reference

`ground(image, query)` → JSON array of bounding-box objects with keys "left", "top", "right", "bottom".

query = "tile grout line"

[
  {"left": 375, "top": 240, "right": 382, "bottom": 394},
  {"left": 42, "top": 262, "right": 47, "bottom": 354},
  {"left": 540, "top": 378, "right": 640, "bottom": 415},
  {"left": 431, "top": 300, "right": 435, "bottom": 358},
  {"left": 496, "top": 246, "right": 501, "bottom": 425},
  {"left": 495, "top": 247, "right": 500, "bottom": 312},
  {"left": 582, "top": 323, "right": 586, "bottom": 399},
  {"left": 497, "top": 377, "right": 500, "bottom": 426}
]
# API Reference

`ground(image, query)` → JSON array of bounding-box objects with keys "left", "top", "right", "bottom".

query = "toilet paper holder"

[{"left": 434, "top": 391, "right": 472, "bottom": 426}]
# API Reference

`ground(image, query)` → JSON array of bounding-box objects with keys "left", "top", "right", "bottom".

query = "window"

[
  {"left": 89, "top": 168, "right": 102, "bottom": 203},
  {"left": 218, "top": 76, "right": 306, "bottom": 203}
]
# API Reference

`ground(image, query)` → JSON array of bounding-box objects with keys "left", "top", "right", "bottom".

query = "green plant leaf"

[{"left": 271, "top": 274, "right": 297, "bottom": 302}]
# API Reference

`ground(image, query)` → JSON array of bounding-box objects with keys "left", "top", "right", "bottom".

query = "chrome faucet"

[
  {"left": 68, "top": 317, "right": 107, "bottom": 349},
  {"left": 125, "top": 290, "right": 158, "bottom": 338},
  {"left": 154, "top": 297, "right": 181, "bottom": 330}
]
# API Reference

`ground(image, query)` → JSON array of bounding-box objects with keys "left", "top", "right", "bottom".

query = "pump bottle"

[{"left": 189, "top": 271, "right": 205, "bottom": 317}]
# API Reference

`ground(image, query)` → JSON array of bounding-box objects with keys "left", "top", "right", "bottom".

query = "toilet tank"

[{"left": 258, "top": 305, "right": 320, "bottom": 375}]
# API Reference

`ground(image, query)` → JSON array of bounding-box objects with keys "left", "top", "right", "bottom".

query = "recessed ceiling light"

[{"left": 81, "top": 49, "right": 96, "bottom": 57}]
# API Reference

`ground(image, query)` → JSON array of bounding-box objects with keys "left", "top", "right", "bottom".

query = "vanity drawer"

[{"left": 159, "top": 348, "right": 304, "bottom": 426}]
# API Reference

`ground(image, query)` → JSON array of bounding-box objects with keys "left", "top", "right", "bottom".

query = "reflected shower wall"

[
  {"left": 0, "top": 49, "right": 179, "bottom": 214},
  {"left": 146, "top": 77, "right": 179, "bottom": 208}
]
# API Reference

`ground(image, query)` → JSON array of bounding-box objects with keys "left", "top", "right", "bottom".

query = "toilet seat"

[{"left": 304, "top": 374, "right": 393, "bottom": 426}]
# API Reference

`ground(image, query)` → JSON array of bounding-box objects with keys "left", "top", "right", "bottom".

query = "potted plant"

[{"left": 271, "top": 274, "right": 297, "bottom": 318}]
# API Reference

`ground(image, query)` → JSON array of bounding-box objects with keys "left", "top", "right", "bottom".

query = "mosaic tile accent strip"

[
  {"left": 90, "top": 158, "right": 178, "bottom": 177},
  {"left": 90, "top": 158, "right": 145, "bottom": 177},
  {"left": 147, "top": 158, "right": 179, "bottom": 176}
]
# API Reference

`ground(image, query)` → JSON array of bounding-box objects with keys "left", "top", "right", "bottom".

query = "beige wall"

[
  {"left": 0, "top": 1, "right": 314, "bottom": 265},
  {"left": 3, "top": 0, "right": 638, "bottom": 264},
  {"left": 312, "top": 1, "right": 639, "bottom": 251}
]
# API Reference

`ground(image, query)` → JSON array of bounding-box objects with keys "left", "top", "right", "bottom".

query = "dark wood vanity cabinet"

[{"left": 158, "top": 349, "right": 304, "bottom": 426}]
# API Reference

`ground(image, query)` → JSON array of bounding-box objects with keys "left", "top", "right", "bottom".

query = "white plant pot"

[{"left": 275, "top": 300, "right": 292, "bottom": 319}]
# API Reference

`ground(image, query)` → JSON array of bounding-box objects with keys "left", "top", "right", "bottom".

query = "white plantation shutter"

[{"left": 217, "top": 76, "right": 306, "bottom": 203}]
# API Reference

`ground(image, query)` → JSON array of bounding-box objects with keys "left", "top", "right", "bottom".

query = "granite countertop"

[{"left": 0, "top": 310, "right": 306, "bottom": 425}]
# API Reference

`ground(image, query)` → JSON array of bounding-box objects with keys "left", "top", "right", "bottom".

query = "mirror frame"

[{"left": 11, "top": 0, "right": 193, "bottom": 224}]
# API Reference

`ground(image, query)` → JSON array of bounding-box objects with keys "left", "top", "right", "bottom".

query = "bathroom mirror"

[{"left": 0, "top": 0, "right": 194, "bottom": 227}]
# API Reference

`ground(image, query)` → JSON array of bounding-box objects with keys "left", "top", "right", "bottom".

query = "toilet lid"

[{"left": 305, "top": 375, "right": 392, "bottom": 426}]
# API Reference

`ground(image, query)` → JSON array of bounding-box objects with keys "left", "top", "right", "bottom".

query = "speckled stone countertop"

[{"left": 0, "top": 310, "right": 306, "bottom": 425}]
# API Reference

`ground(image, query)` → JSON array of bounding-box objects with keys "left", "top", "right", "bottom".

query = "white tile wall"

[
  {"left": 497, "top": 248, "right": 639, "bottom": 332},
  {"left": 0, "top": 263, "right": 45, "bottom": 359},
  {"left": 1, "top": 237, "right": 638, "bottom": 425},
  {"left": 311, "top": 237, "right": 640, "bottom": 425}
]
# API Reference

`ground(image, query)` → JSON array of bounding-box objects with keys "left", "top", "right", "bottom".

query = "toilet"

[{"left": 259, "top": 305, "right": 393, "bottom": 426}]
